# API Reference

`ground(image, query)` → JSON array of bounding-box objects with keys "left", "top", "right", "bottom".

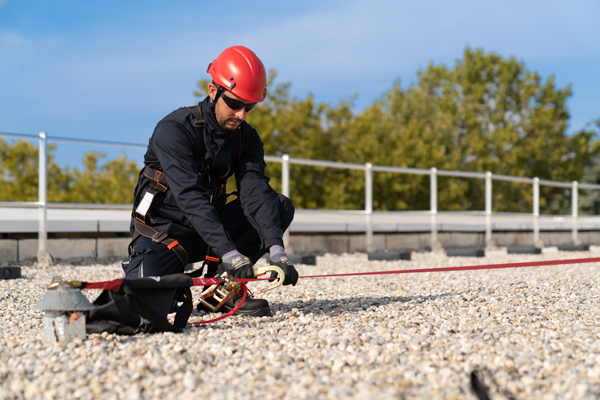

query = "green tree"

[
  {"left": 60, "top": 152, "right": 140, "bottom": 204},
  {"left": 344, "top": 82, "right": 462, "bottom": 211},
  {"left": 0, "top": 139, "right": 73, "bottom": 202},
  {"left": 0, "top": 139, "right": 39, "bottom": 201},
  {"left": 421, "top": 48, "right": 598, "bottom": 213},
  {"left": 343, "top": 48, "right": 599, "bottom": 213},
  {"left": 0, "top": 139, "right": 139, "bottom": 204}
]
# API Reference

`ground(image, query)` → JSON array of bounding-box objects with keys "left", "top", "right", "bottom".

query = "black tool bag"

[{"left": 86, "top": 274, "right": 194, "bottom": 335}]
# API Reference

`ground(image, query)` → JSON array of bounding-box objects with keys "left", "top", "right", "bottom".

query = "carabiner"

[{"left": 252, "top": 265, "right": 285, "bottom": 294}]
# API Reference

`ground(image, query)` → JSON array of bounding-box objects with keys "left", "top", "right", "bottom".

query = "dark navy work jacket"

[{"left": 130, "top": 97, "right": 284, "bottom": 257}]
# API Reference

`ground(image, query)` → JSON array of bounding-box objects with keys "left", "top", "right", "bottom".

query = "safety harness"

[
  {"left": 130, "top": 104, "right": 241, "bottom": 269},
  {"left": 132, "top": 166, "right": 189, "bottom": 266}
]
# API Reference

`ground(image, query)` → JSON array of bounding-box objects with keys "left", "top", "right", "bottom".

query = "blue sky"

[{"left": 0, "top": 0, "right": 599, "bottom": 167}]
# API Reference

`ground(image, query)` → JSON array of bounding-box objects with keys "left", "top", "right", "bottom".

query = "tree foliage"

[
  {"left": 347, "top": 48, "right": 599, "bottom": 213},
  {"left": 0, "top": 139, "right": 139, "bottom": 204}
]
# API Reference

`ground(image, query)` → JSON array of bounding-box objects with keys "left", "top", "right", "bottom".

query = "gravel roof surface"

[{"left": 2, "top": 248, "right": 600, "bottom": 399}]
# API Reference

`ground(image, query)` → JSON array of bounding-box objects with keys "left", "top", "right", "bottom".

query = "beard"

[
  {"left": 217, "top": 116, "right": 242, "bottom": 133},
  {"left": 215, "top": 103, "right": 243, "bottom": 133}
]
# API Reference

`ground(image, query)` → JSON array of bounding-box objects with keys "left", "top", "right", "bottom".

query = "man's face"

[{"left": 208, "top": 83, "right": 255, "bottom": 133}]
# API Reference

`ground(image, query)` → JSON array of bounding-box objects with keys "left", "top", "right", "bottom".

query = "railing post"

[
  {"left": 38, "top": 132, "right": 51, "bottom": 265},
  {"left": 485, "top": 171, "right": 494, "bottom": 247},
  {"left": 365, "top": 163, "right": 373, "bottom": 253},
  {"left": 572, "top": 181, "right": 579, "bottom": 244},
  {"left": 430, "top": 167, "right": 439, "bottom": 251},
  {"left": 282, "top": 154, "right": 290, "bottom": 198},
  {"left": 533, "top": 177, "right": 540, "bottom": 247},
  {"left": 282, "top": 154, "right": 290, "bottom": 250}
]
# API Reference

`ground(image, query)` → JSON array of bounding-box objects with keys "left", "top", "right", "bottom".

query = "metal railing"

[{"left": 2, "top": 131, "right": 600, "bottom": 262}]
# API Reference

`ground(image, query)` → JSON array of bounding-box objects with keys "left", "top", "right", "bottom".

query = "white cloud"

[{"left": 245, "top": 0, "right": 599, "bottom": 75}]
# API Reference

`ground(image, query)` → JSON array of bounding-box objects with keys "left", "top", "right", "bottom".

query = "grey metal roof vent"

[{"left": 34, "top": 276, "right": 95, "bottom": 311}]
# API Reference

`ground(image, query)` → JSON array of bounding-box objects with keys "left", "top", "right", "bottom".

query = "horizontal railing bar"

[
  {"left": 0, "top": 202, "right": 131, "bottom": 210},
  {"left": 438, "top": 170, "right": 487, "bottom": 179},
  {"left": 48, "top": 136, "right": 147, "bottom": 149},
  {"left": 579, "top": 183, "right": 600, "bottom": 190},
  {"left": 372, "top": 165, "right": 430, "bottom": 175},
  {"left": 0, "top": 132, "right": 147, "bottom": 149},
  {"left": 288, "top": 157, "right": 366, "bottom": 170},
  {"left": 297, "top": 209, "right": 370, "bottom": 214},
  {"left": 492, "top": 174, "right": 534, "bottom": 184},
  {"left": 0, "top": 201, "right": 43, "bottom": 208},
  {"left": 538, "top": 179, "right": 572, "bottom": 189},
  {"left": 47, "top": 203, "right": 132, "bottom": 210},
  {"left": 0, "top": 132, "right": 41, "bottom": 140},
  {"left": 264, "top": 155, "right": 283, "bottom": 163}
]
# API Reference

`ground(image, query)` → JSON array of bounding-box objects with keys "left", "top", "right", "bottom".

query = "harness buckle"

[
  {"left": 208, "top": 183, "right": 227, "bottom": 203},
  {"left": 197, "top": 276, "right": 241, "bottom": 312},
  {"left": 152, "top": 231, "right": 168, "bottom": 243},
  {"left": 135, "top": 190, "right": 156, "bottom": 219}
]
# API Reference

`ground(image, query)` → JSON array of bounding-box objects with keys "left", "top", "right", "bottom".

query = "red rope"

[
  {"left": 296, "top": 256, "right": 600, "bottom": 279},
  {"left": 83, "top": 281, "right": 123, "bottom": 290},
  {"left": 82, "top": 256, "right": 600, "bottom": 290}
]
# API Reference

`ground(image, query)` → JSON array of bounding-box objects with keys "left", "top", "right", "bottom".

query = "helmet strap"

[{"left": 209, "top": 83, "right": 224, "bottom": 114}]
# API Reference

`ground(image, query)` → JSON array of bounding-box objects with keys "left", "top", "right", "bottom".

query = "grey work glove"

[
  {"left": 269, "top": 253, "right": 299, "bottom": 286},
  {"left": 217, "top": 250, "right": 255, "bottom": 280}
]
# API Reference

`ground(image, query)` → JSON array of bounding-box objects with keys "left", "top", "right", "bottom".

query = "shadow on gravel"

[{"left": 269, "top": 290, "right": 466, "bottom": 320}]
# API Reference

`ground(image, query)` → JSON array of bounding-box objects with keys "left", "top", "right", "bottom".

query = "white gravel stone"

[{"left": 1, "top": 250, "right": 600, "bottom": 399}]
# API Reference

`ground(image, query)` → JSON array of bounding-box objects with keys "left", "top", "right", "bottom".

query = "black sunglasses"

[{"left": 220, "top": 94, "right": 257, "bottom": 112}]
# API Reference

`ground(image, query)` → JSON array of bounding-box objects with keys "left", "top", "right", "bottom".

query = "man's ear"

[{"left": 208, "top": 83, "right": 217, "bottom": 101}]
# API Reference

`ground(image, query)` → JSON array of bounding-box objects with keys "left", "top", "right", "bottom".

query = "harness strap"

[
  {"left": 142, "top": 165, "right": 168, "bottom": 189},
  {"left": 132, "top": 164, "right": 188, "bottom": 267},
  {"left": 206, "top": 255, "right": 220, "bottom": 263},
  {"left": 187, "top": 104, "right": 205, "bottom": 129},
  {"left": 183, "top": 249, "right": 220, "bottom": 279},
  {"left": 199, "top": 247, "right": 221, "bottom": 279},
  {"left": 135, "top": 165, "right": 169, "bottom": 221},
  {"left": 132, "top": 219, "right": 189, "bottom": 267}
]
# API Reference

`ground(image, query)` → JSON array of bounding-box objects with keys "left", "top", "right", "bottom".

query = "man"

[{"left": 125, "top": 46, "right": 298, "bottom": 317}]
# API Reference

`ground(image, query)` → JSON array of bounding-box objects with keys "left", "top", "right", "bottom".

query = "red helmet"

[{"left": 207, "top": 46, "right": 267, "bottom": 103}]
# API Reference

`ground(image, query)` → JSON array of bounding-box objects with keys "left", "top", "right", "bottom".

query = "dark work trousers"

[{"left": 123, "top": 194, "right": 294, "bottom": 316}]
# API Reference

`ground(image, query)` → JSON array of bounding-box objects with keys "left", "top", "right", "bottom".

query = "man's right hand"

[
  {"left": 217, "top": 251, "right": 255, "bottom": 279},
  {"left": 269, "top": 254, "right": 299, "bottom": 286}
]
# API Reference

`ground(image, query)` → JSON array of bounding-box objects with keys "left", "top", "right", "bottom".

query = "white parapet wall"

[{"left": 2, "top": 208, "right": 600, "bottom": 262}]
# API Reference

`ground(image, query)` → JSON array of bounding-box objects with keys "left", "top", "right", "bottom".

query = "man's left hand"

[{"left": 269, "top": 254, "right": 299, "bottom": 286}]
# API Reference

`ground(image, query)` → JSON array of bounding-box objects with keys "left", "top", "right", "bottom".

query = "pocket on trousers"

[{"left": 122, "top": 248, "right": 153, "bottom": 277}]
